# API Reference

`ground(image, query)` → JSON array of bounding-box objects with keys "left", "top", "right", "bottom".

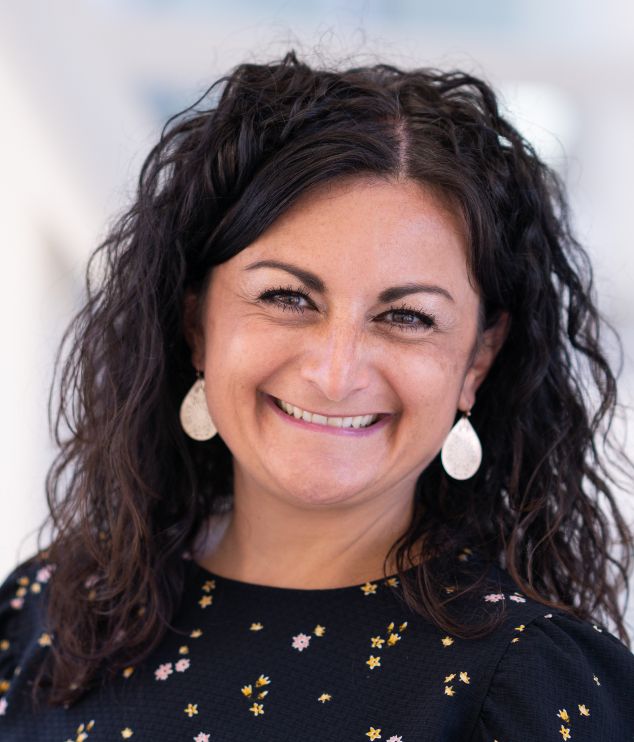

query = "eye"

[
  {"left": 380, "top": 302, "right": 437, "bottom": 333},
  {"left": 256, "top": 285, "right": 314, "bottom": 314}
]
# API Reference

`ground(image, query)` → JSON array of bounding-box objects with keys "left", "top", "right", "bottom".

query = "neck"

[{"left": 191, "top": 477, "right": 422, "bottom": 590}]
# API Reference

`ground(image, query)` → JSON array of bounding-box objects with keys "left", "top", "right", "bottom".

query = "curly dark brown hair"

[{"left": 22, "top": 50, "right": 633, "bottom": 709}]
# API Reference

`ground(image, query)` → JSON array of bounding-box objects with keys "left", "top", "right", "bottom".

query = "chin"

[{"left": 278, "top": 476, "right": 373, "bottom": 507}]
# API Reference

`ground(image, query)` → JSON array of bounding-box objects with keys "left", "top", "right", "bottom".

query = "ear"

[
  {"left": 182, "top": 288, "right": 205, "bottom": 371},
  {"left": 458, "top": 310, "right": 510, "bottom": 412}
]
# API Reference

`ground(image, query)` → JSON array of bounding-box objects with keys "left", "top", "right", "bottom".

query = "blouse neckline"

[{"left": 189, "top": 556, "right": 419, "bottom": 596}]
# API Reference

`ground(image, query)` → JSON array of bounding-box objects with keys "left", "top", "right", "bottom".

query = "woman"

[{"left": 1, "top": 50, "right": 633, "bottom": 740}]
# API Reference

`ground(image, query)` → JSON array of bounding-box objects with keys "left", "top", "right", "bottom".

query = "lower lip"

[{"left": 264, "top": 393, "right": 392, "bottom": 437}]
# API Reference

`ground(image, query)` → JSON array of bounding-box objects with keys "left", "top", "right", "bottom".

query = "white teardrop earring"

[
  {"left": 179, "top": 370, "right": 218, "bottom": 441},
  {"left": 440, "top": 409, "right": 482, "bottom": 480}
]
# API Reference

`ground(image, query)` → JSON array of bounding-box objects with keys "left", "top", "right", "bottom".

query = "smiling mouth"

[{"left": 271, "top": 395, "right": 385, "bottom": 429}]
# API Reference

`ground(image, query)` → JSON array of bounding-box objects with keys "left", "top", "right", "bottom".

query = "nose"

[{"left": 298, "top": 312, "right": 372, "bottom": 402}]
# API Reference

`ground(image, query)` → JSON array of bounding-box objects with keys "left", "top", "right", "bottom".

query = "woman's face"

[{"left": 187, "top": 176, "right": 506, "bottom": 509}]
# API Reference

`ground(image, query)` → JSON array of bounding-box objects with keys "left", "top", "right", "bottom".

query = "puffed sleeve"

[{"left": 470, "top": 609, "right": 634, "bottom": 741}]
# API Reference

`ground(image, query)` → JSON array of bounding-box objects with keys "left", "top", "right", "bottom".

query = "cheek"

[
  {"left": 203, "top": 312, "right": 281, "bottom": 401},
  {"left": 398, "top": 350, "right": 465, "bottom": 426}
]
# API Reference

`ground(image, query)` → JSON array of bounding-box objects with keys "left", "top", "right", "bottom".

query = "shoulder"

[
  {"left": 466, "top": 569, "right": 634, "bottom": 741},
  {"left": 0, "top": 552, "right": 55, "bottom": 716}
]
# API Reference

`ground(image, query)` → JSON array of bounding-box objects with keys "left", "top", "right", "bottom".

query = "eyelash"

[{"left": 256, "top": 284, "right": 437, "bottom": 333}]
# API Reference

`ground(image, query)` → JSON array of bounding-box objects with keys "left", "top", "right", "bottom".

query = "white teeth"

[{"left": 276, "top": 398, "right": 379, "bottom": 428}]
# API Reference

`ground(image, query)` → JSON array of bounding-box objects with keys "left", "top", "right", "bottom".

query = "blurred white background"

[{"left": 1, "top": 0, "right": 633, "bottom": 633}]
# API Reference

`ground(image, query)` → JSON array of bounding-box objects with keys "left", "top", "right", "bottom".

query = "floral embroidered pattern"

[
  {"left": 556, "top": 704, "right": 591, "bottom": 739},
  {"left": 198, "top": 579, "right": 216, "bottom": 609},
  {"left": 241, "top": 674, "right": 271, "bottom": 716},
  {"left": 291, "top": 633, "right": 311, "bottom": 651},
  {"left": 365, "top": 621, "right": 408, "bottom": 670},
  {"left": 62, "top": 719, "right": 95, "bottom": 742},
  {"left": 154, "top": 663, "right": 173, "bottom": 681},
  {"left": 365, "top": 726, "right": 404, "bottom": 740},
  {"left": 443, "top": 670, "right": 471, "bottom": 697}
]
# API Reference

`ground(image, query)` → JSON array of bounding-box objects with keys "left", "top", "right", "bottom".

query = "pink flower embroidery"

[
  {"left": 36, "top": 565, "right": 53, "bottom": 583},
  {"left": 386, "top": 736, "right": 403, "bottom": 742},
  {"left": 483, "top": 593, "right": 505, "bottom": 602},
  {"left": 291, "top": 633, "right": 311, "bottom": 651},
  {"left": 10, "top": 597, "right": 24, "bottom": 610},
  {"left": 509, "top": 594, "right": 526, "bottom": 603},
  {"left": 193, "top": 734, "right": 210, "bottom": 742},
  {"left": 175, "top": 658, "right": 191, "bottom": 672},
  {"left": 84, "top": 574, "right": 99, "bottom": 589},
  {"left": 154, "top": 662, "right": 173, "bottom": 680},
  {"left": 0, "top": 697, "right": 7, "bottom": 716}
]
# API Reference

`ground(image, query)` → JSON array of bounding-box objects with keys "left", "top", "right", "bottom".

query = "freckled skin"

[{"left": 184, "top": 176, "right": 508, "bottom": 588}]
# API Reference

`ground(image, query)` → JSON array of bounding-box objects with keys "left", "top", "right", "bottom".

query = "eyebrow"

[{"left": 244, "top": 259, "right": 455, "bottom": 304}]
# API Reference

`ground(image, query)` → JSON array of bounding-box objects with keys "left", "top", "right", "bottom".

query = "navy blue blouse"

[{"left": 1, "top": 548, "right": 633, "bottom": 740}]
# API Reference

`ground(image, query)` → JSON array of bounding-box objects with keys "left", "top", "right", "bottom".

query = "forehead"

[{"left": 224, "top": 176, "right": 474, "bottom": 299}]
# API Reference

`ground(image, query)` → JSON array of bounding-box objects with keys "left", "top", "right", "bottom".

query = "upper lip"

[{"left": 270, "top": 394, "right": 386, "bottom": 418}]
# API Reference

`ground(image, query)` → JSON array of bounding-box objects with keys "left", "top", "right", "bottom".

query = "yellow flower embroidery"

[
  {"left": 579, "top": 704, "right": 590, "bottom": 716},
  {"left": 69, "top": 720, "right": 95, "bottom": 742},
  {"left": 511, "top": 637, "right": 520, "bottom": 643},
  {"left": 16, "top": 587, "right": 27, "bottom": 598},
  {"left": 198, "top": 595, "right": 213, "bottom": 608},
  {"left": 386, "top": 577, "right": 399, "bottom": 587},
  {"left": 0, "top": 639, "right": 10, "bottom": 651},
  {"left": 399, "top": 621, "right": 408, "bottom": 631},
  {"left": 0, "top": 679, "right": 10, "bottom": 693},
  {"left": 190, "top": 628, "right": 203, "bottom": 638},
  {"left": 444, "top": 673, "right": 456, "bottom": 683},
  {"left": 366, "top": 655, "right": 381, "bottom": 669},
  {"left": 17, "top": 576, "right": 29, "bottom": 586},
  {"left": 444, "top": 586, "right": 456, "bottom": 593},
  {"left": 444, "top": 685, "right": 455, "bottom": 696},
  {"left": 184, "top": 703, "right": 198, "bottom": 717},
  {"left": 314, "top": 625, "right": 326, "bottom": 636},
  {"left": 514, "top": 624, "right": 525, "bottom": 632},
  {"left": 360, "top": 582, "right": 378, "bottom": 596},
  {"left": 30, "top": 583, "right": 42, "bottom": 594},
  {"left": 202, "top": 580, "right": 216, "bottom": 592},
  {"left": 559, "top": 725, "right": 571, "bottom": 740},
  {"left": 122, "top": 667, "right": 134, "bottom": 678},
  {"left": 386, "top": 632, "right": 401, "bottom": 646},
  {"left": 557, "top": 709, "right": 570, "bottom": 722},
  {"left": 250, "top": 622, "right": 264, "bottom": 631},
  {"left": 366, "top": 727, "right": 381, "bottom": 740},
  {"left": 371, "top": 636, "right": 385, "bottom": 648},
  {"left": 459, "top": 672, "right": 470, "bottom": 684},
  {"left": 38, "top": 633, "right": 52, "bottom": 647},
  {"left": 441, "top": 636, "right": 454, "bottom": 647},
  {"left": 318, "top": 692, "right": 332, "bottom": 702},
  {"left": 179, "top": 645, "right": 189, "bottom": 655},
  {"left": 121, "top": 729, "right": 133, "bottom": 738},
  {"left": 242, "top": 674, "right": 271, "bottom": 713}
]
